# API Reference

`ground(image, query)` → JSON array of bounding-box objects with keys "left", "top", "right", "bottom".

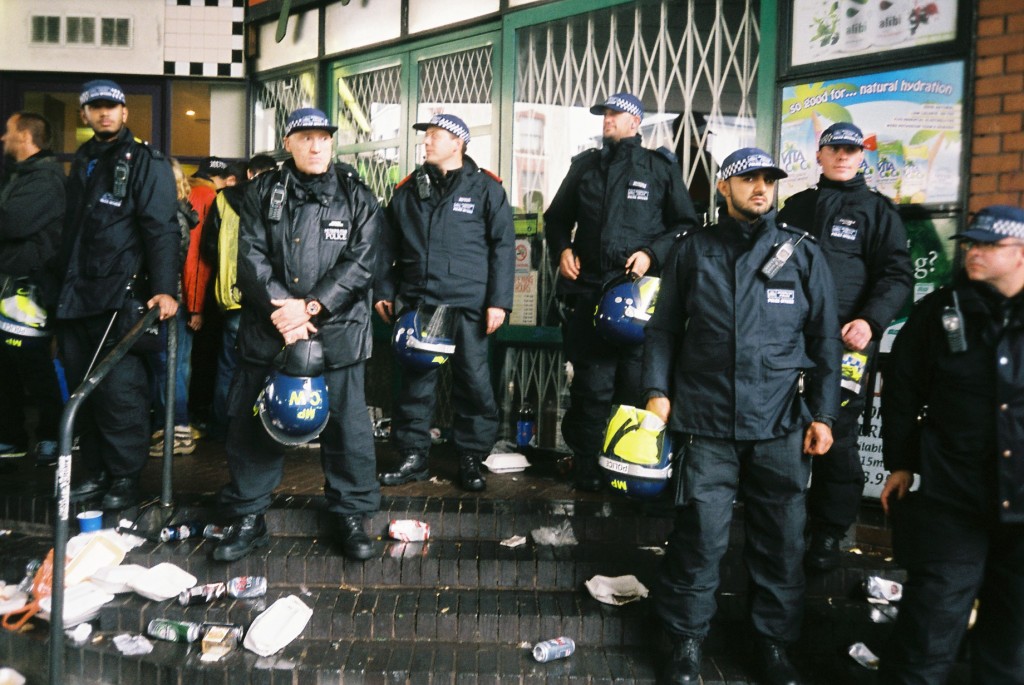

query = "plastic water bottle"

[{"left": 516, "top": 401, "right": 536, "bottom": 448}]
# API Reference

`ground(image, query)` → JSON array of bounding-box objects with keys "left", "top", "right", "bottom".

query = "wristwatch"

[{"left": 304, "top": 298, "right": 322, "bottom": 316}]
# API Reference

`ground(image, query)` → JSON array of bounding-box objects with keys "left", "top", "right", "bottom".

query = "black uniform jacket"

[
  {"left": 778, "top": 174, "right": 912, "bottom": 336},
  {"left": 237, "top": 160, "right": 382, "bottom": 369},
  {"left": 378, "top": 157, "right": 514, "bottom": 312},
  {"left": 883, "top": 275, "right": 1024, "bottom": 523},
  {"left": 52, "top": 127, "right": 179, "bottom": 318},
  {"left": 544, "top": 135, "right": 699, "bottom": 293},
  {"left": 0, "top": 151, "right": 66, "bottom": 280},
  {"left": 643, "top": 211, "right": 842, "bottom": 441}
]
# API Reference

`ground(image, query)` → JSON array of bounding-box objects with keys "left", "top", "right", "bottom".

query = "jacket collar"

[{"left": 817, "top": 173, "right": 867, "bottom": 192}]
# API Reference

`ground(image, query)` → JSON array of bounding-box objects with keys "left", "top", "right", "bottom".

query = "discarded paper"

[
  {"left": 584, "top": 574, "right": 649, "bottom": 606},
  {"left": 500, "top": 535, "right": 527, "bottom": 548},
  {"left": 113, "top": 633, "right": 154, "bottom": 656},
  {"left": 531, "top": 520, "right": 578, "bottom": 546},
  {"left": 864, "top": 575, "right": 903, "bottom": 603},
  {"left": 848, "top": 642, "right": 879, "bottom": 670}
]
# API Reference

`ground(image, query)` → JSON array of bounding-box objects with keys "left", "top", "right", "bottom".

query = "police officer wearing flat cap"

[
  {"left": 213, "top": 107, "right": 383, "bottom": 562},
  {"left": 53, "top": 79, "right": 179, "bottom": 510},
  {"left": 643, "top": 148, "right": 841, "bottom": 685},
  {"left": 778, "top": 122, "right": 912, "bottom": 572},
  {"left": 544, "top": 92, "right": 699, "bottom": 491},
  {"left": 376, "top": 113, "right": 515, "bottom": 492},
  {"left": 879, "top": 205, "right": 1024, "bottom": 684}
]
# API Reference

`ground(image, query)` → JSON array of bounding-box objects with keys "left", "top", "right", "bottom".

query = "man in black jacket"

[
  {"left": 880, "top": 205, "right": 1024, "bottom": 684},
  {"left": 544, "top": 92, "right": 698, "bottom": 491},
  {"left": 643, "top": 148, "right": 841, "bottom": 685},
  {"left": 375, "top": 113, "right": 515, "bottom": 492},
  {"left": 778, "top": 122, "right": 913, "bottom": 572},
  {"left": 0, "top": 111, "right": 66, "bottom": 466},
  {"left": 54, "top": 80, "right": 180, "bottom": 510},
  {"left": 213, "top": 108, "right": 383, "bottom": 562}
]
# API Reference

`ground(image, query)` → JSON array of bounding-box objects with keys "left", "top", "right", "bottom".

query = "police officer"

[
  {"left": 643, "top": 148, "right": 841, "bottom": 685},
  {"left": 544, "top": 92, "right": 698, "bottom": 491},
  {"left": 53, "top": 79, "right": 179, "bottom": 510},
  {"left": 0, "top": 111, "right": 66, "bottom": 466},
  {"left": 778, "top": 122, "right": 912, "bottom": 572},
  {"left": 879, "top": 205, "right": 1024, "bottom": 684},
  {"left": 375, "top": 113, "right": 515, "bottom": 492},
  {"left": 213, "top": 108, "right": 382, "bottom": 562}
]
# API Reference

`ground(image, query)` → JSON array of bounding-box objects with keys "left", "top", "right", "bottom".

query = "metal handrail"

[{"left": 49, "top": 306, "right": 176, "bottom": 685}]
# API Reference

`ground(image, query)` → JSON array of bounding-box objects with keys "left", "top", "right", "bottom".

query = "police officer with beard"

[
  {"left": 778, "top": 122, "right": 912, "bottom": 572},
  {"left": 375, "top": 114, "right": 515, "bottom": 492},
  {"left": 643, "top": 148, "right": 840, "bottom": 685},
  {"left": 213, "top": 108, "right": 382, "bottom": 563},
  {"left": 544, "top": 92, "right": 698, "bottom": 491}
]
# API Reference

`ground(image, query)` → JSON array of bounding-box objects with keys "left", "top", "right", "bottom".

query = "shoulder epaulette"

[
  {"left": 335, "top": 161, "right": 360, "bottom": 180},
  {"left": 571, "top": 148, "right": 599, "bottom": 164},
  {"left": 777, "top": 222, "right": 817, "bottom": 242},
  {"left": 870, "top": 188, "right": 898, "bottom": 208},
  {"left": 654, "top": 146, "right": 678, "bottom": 164},
  {"left": 395, "top": 172, "right": 415, "bottom": 190},
  {"left": 479, "top": 168, "right": 503, "bottom": 184}
]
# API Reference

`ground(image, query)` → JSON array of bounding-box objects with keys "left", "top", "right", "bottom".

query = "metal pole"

[
  {"left": 162, "top": 316, "right": 177, "bottom": 507},
  {"left": 50, "top": 307, "right": 162, "bottom": 685}
]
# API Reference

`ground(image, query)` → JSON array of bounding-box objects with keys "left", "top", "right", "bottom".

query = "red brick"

[
  {"left": 971, "top": 174, "right": 999, "bottom": 193},
  {"left": 977, "top": 34, "right": 1024, "bottom": 57},
  {"left": 1001, "top": 172, "right": 1024, "bottom": 191},
  {"left": 979, "top": 0, "right": 1024, "bottom": 17},
  {"left": 972, "top": 136, "right": 1002, "bottom": 156},
  {"left": 1008, "top": 13, "right": 1024, "bottom": 34},
  {"left": 1006, "top": 132, "right": 1024, "bottom": 152},
  {"left": 976, "top": 55, "right": 1005, "bottom": 77},
  {"left": 1008, "top": 54, "right": 1024, "bottom": 74},
  {"left": 974, "top": 94, "right": 1003, "bottom": 115},
  {"left": 971, "top": 154, "right": 1021, "bottom": 174},
  {"left": 1004, "top": 93, "right": 1024, "bottom": 112},
  {"left": 978, "top": 17, "right": 1005, "bottom": 36},
  {"left": 975, "top": 113, "right": 1024, "bottom": 135},
  {"left": 976, "top": 74, "right": 1024, "bottom": 96},
  {"left": 969, "top": 193, "right": 1022, "bottom": 212}
]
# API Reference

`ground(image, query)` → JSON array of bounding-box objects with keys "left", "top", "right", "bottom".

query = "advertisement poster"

[
  {"left": 791, "top": 0, "right": 958, "bottom": 67},
  {"left": 778, "top": 61, "right": 963, "bottom": 206}
]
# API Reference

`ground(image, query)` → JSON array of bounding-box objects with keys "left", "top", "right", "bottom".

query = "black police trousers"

[
  {"left": 58, "top": 314, "right": 150, "bottom": 479},
  {"left": 806, "top": 386, "right": 868, "bottom": 535},
  {"left": 559, "top": 291, "right": 643, "bottom": 461},
  {"left": 880, "top": 494, "right": 1024, "bottom": 684},
  {"left": 0, "top": 340, "right": 64, "bottom": 448},
  {"left": 219, "top": 362, "right": 380, "bottom": 517},
  {"left": 391, "top": 307, "right": 498, "bottom": 457}
]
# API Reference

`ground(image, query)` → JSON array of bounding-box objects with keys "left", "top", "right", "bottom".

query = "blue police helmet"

[
  {"left": 594, "top": 275, "right": 661, "bottom": 345},
  {"left": 255, "top": 371, "right": 330, "bottom": 446},
  {"left": 598, "top": 404, "right": 674, "bottom": 498},
  {"left": 392, "top": 305, "right": 457, "bottom": 372}
]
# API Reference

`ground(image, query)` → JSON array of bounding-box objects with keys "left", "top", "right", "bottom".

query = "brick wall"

[{"left": 970, "top": 0, "right": 1024, "bottom": 212}]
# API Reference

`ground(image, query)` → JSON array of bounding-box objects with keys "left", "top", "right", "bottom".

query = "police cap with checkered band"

[{"left": 719, "top": 147, "right": 788, "bottom": 181}]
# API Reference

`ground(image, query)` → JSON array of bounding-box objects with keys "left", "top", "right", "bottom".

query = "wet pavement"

[{"left": 0, "top": 438, "right": 969, "bottom": 684}]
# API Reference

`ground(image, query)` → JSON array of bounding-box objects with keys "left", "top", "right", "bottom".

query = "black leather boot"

[
  {"left": 101, "top": 477, "right": 139, "bottom": 510},
  {"left": 753, "top": 638, "right": 803, "bottom": 685},
  {"left": 379, "top": 452, "right": 429, "bottom": 486},
  {"left": 212, "top": 513, "right": 269, "bottom": 562},
  {"left": 70, "top": 471, "right": 111, "bottom": 502},
  {"left": 665, "top": 636, "right": 703, "bottom": 684},
  {"left": 335, "top": 514, "right": 374, "bottom": 560},
  {"left": 573, "top": 455, "right": 603, "bottom": 492},
  {"left": 459, "top": 454, "right": 486, "bottom": 492},
  {"left": 805, "top": 530, "right": 842, "bottom": 572}
]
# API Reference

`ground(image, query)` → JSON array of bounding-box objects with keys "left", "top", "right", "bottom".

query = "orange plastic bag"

[{"left": 2, "top": 550, "right": 54, "bottom": 631}]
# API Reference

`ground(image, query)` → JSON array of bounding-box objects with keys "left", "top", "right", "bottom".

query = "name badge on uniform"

[
  {"left": 322, "top": 219, "right": 350, "bottom": 241},
  {"left": 626, "top": 180, "right": 649, "bottom": 201},
  {"left": 766, "top": 280, "right": 796, "bottom": 305},
  {"left": 452, "top": 196, "right": 475, "bottom": 215},
  {"left": 830, "top": 218, "right": 858, "bottom": 241},
  {"left": 98, "top": 192, "right": 123, "bottom": 208}
]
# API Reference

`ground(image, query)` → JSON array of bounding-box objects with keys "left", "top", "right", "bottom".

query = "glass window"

[
  {"left": 66, "top": 17, "right": 97, "bottom": 45},
  {"left": 31, "top": 16, "right": 61, "bottom": 44},
  {"left": 101, "top": 17, "right": 131, "bottom": 47},
  {"left": 252, "top": 71, "right": 317, "bottom": 154},
  {"left": 334, "top": 64, "right": 403, "bottom": 204}
]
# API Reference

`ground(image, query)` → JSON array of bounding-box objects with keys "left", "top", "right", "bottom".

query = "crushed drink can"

[
  {"left": 226, "top": 575, "right": 267, "bottom": 599},
  {"left": 160, "top": 522, "right": 202, "bottom": 542},
  {"left": 864, "top": 575, "right": 903, "bottom": 603},
  {"left": 203, "top": 524, "right": 229, "bottom": 540},
  {"left": 178, "top": 582, "right": 226, "bottom": 606},
  {"left": 532, "top": 636, "right": 575, "bottom": 662},
  {"left": 199, "top": 621, "right": 245, "bottom": 642},
  {"left": 147, "top": 618, "right": 202, "bottom": 643},
  {"left": 388, "top": 519, "right": 430, "bottom": 542}
]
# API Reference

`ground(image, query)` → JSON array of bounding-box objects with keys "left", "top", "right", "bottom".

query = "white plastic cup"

[{"left": 77, "top": 510, "right": 103, "bottom": 533}]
